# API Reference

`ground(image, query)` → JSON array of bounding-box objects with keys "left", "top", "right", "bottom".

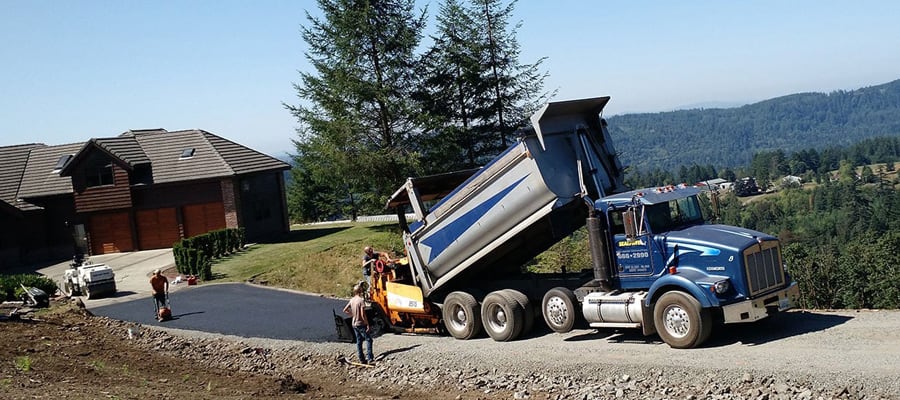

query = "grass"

[
  {"left": 211, "top": 221, "right": 404, "bottom": 298},
  {"left": 14, "top": 356, "right": 31, "bottom": 372},
  {"left": 89, "top": 360, "right": 105, "bottom": 371}
]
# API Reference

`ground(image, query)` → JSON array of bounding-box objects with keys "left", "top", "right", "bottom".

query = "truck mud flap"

[{"left": 333, "top": 310, "right": 355, "bottom": 343}]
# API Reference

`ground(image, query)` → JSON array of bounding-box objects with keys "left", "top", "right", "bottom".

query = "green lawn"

[{"left": 211, "top": 222, "right": 404, "bottom": 298}]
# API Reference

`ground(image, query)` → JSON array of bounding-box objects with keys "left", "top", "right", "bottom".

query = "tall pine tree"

[
  {"left": 286, "top": 0, "right": 425, "bottom": 221},
  {"left": 416, "top": 0, "right": 551, "bottom": 173}
]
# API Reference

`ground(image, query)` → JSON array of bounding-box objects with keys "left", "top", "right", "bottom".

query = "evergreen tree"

[
  {"left": 469, "top": 0, "right": 551, "bottom": 149},
  {"left": 415, "top": 0, "right": 492, "bottom": 171},
  {"left": 416, "top": 0, "right": 551, "bottom": 172},
  {"left": 286, "top": 0, "right": 426, "bottom": 220}
]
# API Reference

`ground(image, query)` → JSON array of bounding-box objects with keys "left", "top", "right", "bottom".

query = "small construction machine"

[
  {"left": 335, "top": 255, "right": 443, "bottom": 342},
  {"left": 61, "top": 253, "right": 117, "bottom": 299}
]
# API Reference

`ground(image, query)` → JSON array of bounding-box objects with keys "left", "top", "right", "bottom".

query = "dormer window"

[
  {"left": 180, "top": 148, "right": 195, "bottom": 159},
  {"left": 86, "top": 162, "right": 114, "bottom": 187},
  {"left": 52, "top": 154, "right": 73, "bottom": 173}
]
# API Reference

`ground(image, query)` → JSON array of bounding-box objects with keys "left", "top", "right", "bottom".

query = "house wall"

[
  {"left": 8, "top": 197, "right": 78, "bottom": 266},
  {"left": 237, "top": 172, "right": 288, "bottom": 240},
  {"left": 73, "top": 164, "right": 133, "bottom": 212},
  {"left": 132, "top": 181, "right": 222, "bottom": 209},
  {"left": 0, "top": 212, "right": 22, "bottom": 270}
]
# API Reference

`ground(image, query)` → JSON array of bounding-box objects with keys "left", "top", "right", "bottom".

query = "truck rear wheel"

[
  {"left": 502, "top": 289, "right": 534, "bottom": 337},
  {"left": 653, "top": 291, "right": 712, "bottom": 349},
  {"left": 542, "top": 287, "right": 577, "bottom": 333},
  {"left": 443, "top": 291, "right": 482, "bottom": 340},
  {"left": 61, "top": 280, "right": 74, "bottom": 298},
  {"left": 481, "top": 291, "right": 523, "bottom": 342}
]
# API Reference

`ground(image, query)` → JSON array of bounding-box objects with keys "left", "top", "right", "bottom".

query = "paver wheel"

[
  {"left": 653, "top": 291, "right": 712, "bottom": 349},
  {"left": 442, "top": 291, "right": 482, "bottom": 340}
]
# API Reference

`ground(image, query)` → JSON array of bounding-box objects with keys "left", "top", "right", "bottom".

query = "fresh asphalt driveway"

[
  {"left": 31, "top": 249, "right": 349, "bottom": 342},
  {"left": 91, "top": 283, "right": 348, "bottom": 342}
]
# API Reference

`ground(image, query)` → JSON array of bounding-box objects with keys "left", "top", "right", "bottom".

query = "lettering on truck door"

[{"left": 610, "top": 209, "right": 653, "bottom": 277}]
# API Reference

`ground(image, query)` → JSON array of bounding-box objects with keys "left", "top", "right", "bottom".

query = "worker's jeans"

[
  {"left": 153, "top": 292, "right": 166, "bottom": 309},
  {"left": 353, "top": 325, "right": 374, "bottom": 363}
]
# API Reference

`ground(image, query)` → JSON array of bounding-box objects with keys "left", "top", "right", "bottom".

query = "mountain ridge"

[{"left": 607, "top": 79, "right": 900, "bottom": 171}]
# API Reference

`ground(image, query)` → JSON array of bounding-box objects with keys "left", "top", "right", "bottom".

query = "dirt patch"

[{"left": 0, "top": 299, "right": 501, "bottom": 399}]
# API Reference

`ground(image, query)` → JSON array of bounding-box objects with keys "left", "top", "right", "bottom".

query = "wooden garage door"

[
  {"left": 89, "top": 211, "right": 133, "bottom": 255},
  {"left": 136, "top": 208, "right": 180, "bottom": 250},
  {"left": 183, "top": 202, "right": 226, "bottom": 238}
]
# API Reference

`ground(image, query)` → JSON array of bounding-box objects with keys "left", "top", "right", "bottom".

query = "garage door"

[
  {"left": 136, "top": 208, "right": 180, "bottom": 250},
  {"left": 183, "top": 202, "right": 226, "bottom": 238},
  {"left": 89, "top": 211, "right": 133, "bottom": 255}
]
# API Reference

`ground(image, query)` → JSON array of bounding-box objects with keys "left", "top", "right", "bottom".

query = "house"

[
  {"left": 0, "top": 129, "right": 290, "bottom": 269},
  {"left": 781, "top": 175, "right": 803, "bottom": 186},
  {"left": 694, "top": 178, "right": 730, "bottom": 191}
]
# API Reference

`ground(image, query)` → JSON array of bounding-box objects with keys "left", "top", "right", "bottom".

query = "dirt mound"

[{"left": 0, "top": 299, "right": 498, "bottom": 399}]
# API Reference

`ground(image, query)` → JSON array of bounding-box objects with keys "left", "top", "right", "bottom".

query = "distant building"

[
  {"left": 694, "top": 178, "right": 732, "bottom": 191},
  {"left": 781, "top": 175, "right": 803, "bottom": 186},
  {"left": 1, "top": 129, "right": 290, "bottom": 269}
]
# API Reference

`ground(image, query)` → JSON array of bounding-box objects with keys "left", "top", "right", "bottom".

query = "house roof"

[
  {"left": 0, "top": 143, "right": 43, "bottom": 212},
  {"left": 16, "top": 142, "right": 85, "bottom": 208},
  {"left": 7, "top": 129, "right": 290, "bottom": 207}
]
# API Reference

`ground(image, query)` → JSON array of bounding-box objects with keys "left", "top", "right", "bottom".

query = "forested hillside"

[{"left": 608, "top": 79, "right": 900, "bottom": 172}]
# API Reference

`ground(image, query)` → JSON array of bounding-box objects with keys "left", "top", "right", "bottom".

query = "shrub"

[
  {"left": 0, "top": 274, "right": 58, "bottom": 301},
  {"left": 173, "top": 228, "right": 243, "bottom": 280}
]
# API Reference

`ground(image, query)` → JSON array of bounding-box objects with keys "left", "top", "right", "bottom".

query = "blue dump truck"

[{"left": 378, "top": 96, "right": 799, "bottom": 348}]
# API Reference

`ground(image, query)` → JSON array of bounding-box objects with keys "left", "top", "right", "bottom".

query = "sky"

[{"left": 2, "top": 1, "right": 899, "bottom": 159}]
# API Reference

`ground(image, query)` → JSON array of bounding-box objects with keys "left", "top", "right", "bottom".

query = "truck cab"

[{"left": 568, "top": 184, "right": 800, "bottom": 348}]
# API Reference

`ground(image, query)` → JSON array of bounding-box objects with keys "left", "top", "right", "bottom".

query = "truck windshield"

[{"left": 644, "top": 195, "right": 704, "bottom": 232}]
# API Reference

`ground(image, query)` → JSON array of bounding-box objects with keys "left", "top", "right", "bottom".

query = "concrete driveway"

[{"left": 37, "top": 248, "right": 177, "bottom": 308}]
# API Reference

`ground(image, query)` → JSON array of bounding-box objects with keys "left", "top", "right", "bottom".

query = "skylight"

[
  {"left": 179, "top": 148, "right": 195, "bottom": 159},
  {"left": 52, "top": 154, "right": 73, "bottom": 173}
]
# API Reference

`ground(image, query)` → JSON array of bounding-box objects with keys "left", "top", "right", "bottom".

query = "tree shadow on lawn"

[{"left": 254, "top": 227, "right": 352, "bottom": 244}]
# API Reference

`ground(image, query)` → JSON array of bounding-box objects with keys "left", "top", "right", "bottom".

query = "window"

[
  {"left": 180, "top": 148, "right": 195, "bottom": 159},
  {"left": 644, "top": 195, "right": 704, "bottom": 232},
  {"left": 86, "top": 162, "right": 114, "bottom": 187}
]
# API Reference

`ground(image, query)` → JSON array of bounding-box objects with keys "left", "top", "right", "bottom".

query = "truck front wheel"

[
  {"left": 653, "top": 291, "right": 712, "bottom": 349},
  {"left": 443, "top": 291, "right": 482, "bottom": 340},
  {"left": 542, "top": 287, "right": 577, "bottom": 333}
]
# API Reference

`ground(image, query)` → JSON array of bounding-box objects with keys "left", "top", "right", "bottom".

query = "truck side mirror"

[{"left": 623, "top": 208, "right": 637, "bottom": 240}]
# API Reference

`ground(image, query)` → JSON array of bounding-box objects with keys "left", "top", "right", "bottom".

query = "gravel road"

[{"left": 141, "top": 307, "right": 899, "bottom": 399}]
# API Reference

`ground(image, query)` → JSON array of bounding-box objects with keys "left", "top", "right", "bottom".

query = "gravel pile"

[{"left": 94, "top": 315, "right": 898, "bottom": 400}]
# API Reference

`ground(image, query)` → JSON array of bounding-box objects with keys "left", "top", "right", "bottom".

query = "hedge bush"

[
  {"left": 173, "top": 228, "right": 245, "bottom": 281},
  {"left": 0, "top": 274, "right": 58, "bottom": 301}
]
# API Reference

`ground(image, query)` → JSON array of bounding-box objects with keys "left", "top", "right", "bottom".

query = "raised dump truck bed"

[{"left": 387, "top": 97, "right": 626, "bottom": 300}]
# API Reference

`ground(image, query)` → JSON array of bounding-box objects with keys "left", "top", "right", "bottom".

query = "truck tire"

[
  {"left": 443, "top": 291, "right": 482, "bottom": 340},
  {"left": 83, "top": 284, "right": 92, "bottom": 300},
  {"left": 502, "top": 289, "right": 534, "bottom": 337},
  {"left": 61, "top": 280, "right": 74, "bottom": 298},
  {"left": 481, "top": 291, "right": 524, "bottom": 342},
  {"left": 542, "top": 287, "right": 578, "bottom": 333},
  {"left": 653, "top": 291, "right": 712, "bottom": 349}
]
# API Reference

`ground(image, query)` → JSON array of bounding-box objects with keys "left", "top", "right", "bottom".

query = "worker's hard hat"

[{"left": 153, "top": 269, "right": 161, "bottom": 275}]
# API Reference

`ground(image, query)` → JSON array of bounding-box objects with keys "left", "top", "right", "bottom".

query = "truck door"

[{"left": 609, "top": 208, "right": 654, "bottom": 280}]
